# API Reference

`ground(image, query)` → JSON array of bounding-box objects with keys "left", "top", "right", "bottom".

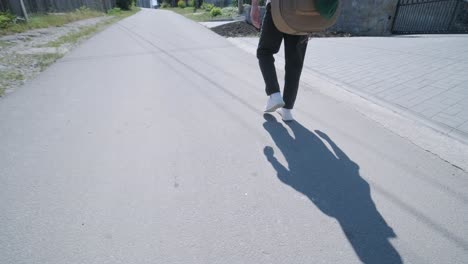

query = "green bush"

[
  {"left": 210, "top": 7, "right": 222, "bottom": 17},
  {"left": 177, "top": 0, "right": 186, "bottom": 8},
  {"left": 0, "top": 12, "right": 15, "bottom": 29},
  {"left": 161, "top": 2, "right": 171, "bottom": 8},
  {"left": 188, "top": 0, "right": 195, "bottom": 7},
  {"left": 221, "top": 7, "right": 237, "bottom": 17},
  {"left": 116, "top": 0, "right": 133, "bottom": 10},
  {"left": 107, "top": 7, "right": 122, "bottom": 15},
  {"left": 202, "top": 3, "right": 214, "bottom": 11}
]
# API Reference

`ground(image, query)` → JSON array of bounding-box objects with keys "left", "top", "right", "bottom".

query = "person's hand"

[{"left": 250, "top": 1, "right": 261, "bottom": 30}]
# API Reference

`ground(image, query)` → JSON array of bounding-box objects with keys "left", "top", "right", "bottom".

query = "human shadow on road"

[{"left": 263, "top": 114, "right": 402, "bottom": 264}]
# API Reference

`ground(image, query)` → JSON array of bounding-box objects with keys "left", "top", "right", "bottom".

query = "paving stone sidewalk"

[{"left": 229, "top": 35, "right": 468, "bottom": 143}]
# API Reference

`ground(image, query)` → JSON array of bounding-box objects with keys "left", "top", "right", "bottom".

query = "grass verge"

[
  {"left": 1, "top": 7, "right": 104, "bottom": 35},
  {"left": 0, "top": 70, "right": 24, "bottom": 96},
  {"left": 1, "top": 6, "right": 140, "bottom": 36},
  {"left": 35, "top": 53, "right": 65, "bottom": 71},
  {"left": 0, "top": 7, "right": 140, "bottom": 96},
  {"left": 0, "top": 40, "right": 12, "bottom": 48},
  {"left": 163, "top": 7, "right": 233, "bottom": 22},
  {"left": 45, "top": 7, "right": 140, "bottom": 48}
]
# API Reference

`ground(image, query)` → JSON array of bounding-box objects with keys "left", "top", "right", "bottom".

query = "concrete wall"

[{"left": 330, "top": 0, "right": 399, "bottom": 35}]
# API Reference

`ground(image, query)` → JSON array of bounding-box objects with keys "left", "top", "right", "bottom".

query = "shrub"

[
  {"left": 188, "top": 0, "right": 195, "bottom": 7},
  {"left": 177, "top": 0, "right": 186, "bottom": 8},
  {"left": 221, "top": 7, "right": 237, "bottom": 17},
  {"left": 77, "top": 6, "right": 91, "bottom": 13},
  {"left": 107, "top": 7, "right": 122, "bottom": 15},
  {"left": 0, "top": 12, "right": 15, "bottom": 29},
  {"left": 203, "top": 3, "right": 214, "bottom": 11},
  {"left": 116, "top": 0, "right": 133, "bottom": 10},
  {"left": 161, "top": 2, "right": 171, "bottom": 8},
  {"left": 210, "top": 7, "right": 222, "bottom": 17}
]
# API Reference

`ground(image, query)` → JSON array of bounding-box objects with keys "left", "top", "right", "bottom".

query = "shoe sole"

[{"left": 264, "top": 102, "right": 285, "bottom": 113}]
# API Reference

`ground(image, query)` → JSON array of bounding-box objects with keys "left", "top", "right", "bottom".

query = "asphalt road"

[{"left": 1, "top": 9, "right": 467, "bottom": 264}]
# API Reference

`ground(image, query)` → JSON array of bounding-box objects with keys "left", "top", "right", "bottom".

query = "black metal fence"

[
  {"left": 0, "top": 0, "right": 116, "bottom": 16},
  {"left": 392, "top": 0, "right": 468, "bottom": 34}
]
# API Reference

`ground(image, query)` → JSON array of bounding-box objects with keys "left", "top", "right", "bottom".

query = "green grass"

[
  {"left": 0, "top": 70, "right": 24, "bottom": 96},
  {"left": 45, "top": 7, "right": 140, "bottom": 48},
  {"left": 163, "top": 7, "right": 233, "bottom": 22},
  {"left": 0, "top": 70, "right": 24, "bottom": 81},
  {"left": 1, "top": 7, "right": 104, "bottom": 35},
  {"left": 34, "top": 53, "right": 65, "bottom": 71},
  {"left": 0, "top": 7, "right": 141, "bottom": 96},
  {"left": 46, "top": 24, "right": 102, "bottom": 47},
  {"left": 0, "top": 40, "right": 12, "bottom": 48},
  {"left": 0, "top": 6, "right": 140, "bottom": 36},
  {"left": 108, "top": 6, "right": 141, "bottom": 19}
]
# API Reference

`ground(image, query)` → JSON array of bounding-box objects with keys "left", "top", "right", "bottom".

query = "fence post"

[
  {"left": 238, "top": 0, "right": 243, "bottom": 15},
  {"left": 19, "top": 0, "right": 29, "bottom": 21}
]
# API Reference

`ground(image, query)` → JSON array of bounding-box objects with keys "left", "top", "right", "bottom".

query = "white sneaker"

[
  {"left": 277, "top": 108, "right": 294, "bottom": 122},
  {"left": 264, "top": 92, "right": 285, "bottom": 112}
]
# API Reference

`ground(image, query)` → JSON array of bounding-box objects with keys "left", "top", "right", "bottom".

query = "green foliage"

[
  {"left": 210, "top": 7, "right": 222, "bottom": 17},
  {"left": 1, "top": 8, "right": 104, "bottom": 35},
  {"left": 177, "top": 0, "right": 186, "bottom": 8},
  {"left": 188, "top": 0, "right": 195, "bottom": 7},
  {"left": 116, "top": 0, "right": 133, "bottom": 10},
  {"left": 221, "top": 7, "right": 237, "bottom": 17},
  {"left": 202, "top": 3, "right": 214, "bottom": 11},
  {"left": 107, "top": 7, "right": 122, "bottom": 15},
  {"left": 0, "top": 12, "right": 15, "bottom": 29},
  {"left": 161, "top": 2, "right": 171, "bottom": 8},
  {"left": 77, "top": 6, "right": 90, "bottom": 13},
  {"left": 1, "top": 5, "right": 140, "bottom": 35}
]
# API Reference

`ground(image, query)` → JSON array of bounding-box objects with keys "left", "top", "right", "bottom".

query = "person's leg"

[
  {"left": 282, "top": 35, "right": 308, "bottom": 109},
  {"left": 257, "top": 4, "right": 283, "bottom": 96}
]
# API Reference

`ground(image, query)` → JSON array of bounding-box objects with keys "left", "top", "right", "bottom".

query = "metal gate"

[{"left": 392, "top": 0, "right": 468, "bottom": 34}]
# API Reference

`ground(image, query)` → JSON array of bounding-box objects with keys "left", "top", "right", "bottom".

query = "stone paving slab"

[{"left": 229, "top": 35, "right": 468, "bottom": 143}]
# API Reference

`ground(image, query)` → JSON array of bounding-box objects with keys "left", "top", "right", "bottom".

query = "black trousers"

[{"left": 257, "top": 4, "right": 308, "bottom": 109}]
